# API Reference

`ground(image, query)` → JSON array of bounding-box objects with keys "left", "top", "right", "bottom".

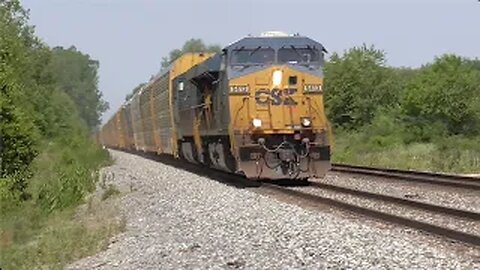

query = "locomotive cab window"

[
  {"left": 231, "top": 47, "right": 275, "bottom": 65},
  {"left": 278, "top": 47, "right": 320, "bottom": 65}
]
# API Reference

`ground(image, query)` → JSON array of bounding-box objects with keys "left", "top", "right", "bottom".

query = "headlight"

[
  {"left": 252, "top": 118, "right": 262, "bottom": 128},
  {"left": 304, "top": 84, "right": 322, "bottom": 93},
  {"left": 301, "top": 117, "right": 312, "bottom": 127},
  {"left": 272, "top": 70, "right": 282, "bottom": 87},
  {"left": 230, "top": 85, "right": 249, "bottom": 94}
]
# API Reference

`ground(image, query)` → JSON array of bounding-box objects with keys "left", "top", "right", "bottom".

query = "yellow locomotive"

[{"left": 100, "top": 32, "right": 332, "bottom": 180}]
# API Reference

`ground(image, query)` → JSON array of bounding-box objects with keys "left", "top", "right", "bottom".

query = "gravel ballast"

[
  {"left": 68, "top": 150, "right": 480, "bottom": 269},
  {"left": 289, "top": 183, "right": 480, "bottom": 236}
]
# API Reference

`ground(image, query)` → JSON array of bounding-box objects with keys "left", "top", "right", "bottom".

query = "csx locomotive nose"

[{"left": 229, "top": 64, "right": 330, "bottom": 179}]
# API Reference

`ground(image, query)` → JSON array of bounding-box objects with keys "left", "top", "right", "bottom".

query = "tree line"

[
  {"left": 325, "top": 45, "right": 480, "bottom": 172},
  {"left": 325, "top": 45, "right": 480, "bottom": 139},
  {"left": 1, "top": 0, "right": 108, "bottom": 211},
  {"left": 0, "top": 1, "right": 113, "bottom": 266}
]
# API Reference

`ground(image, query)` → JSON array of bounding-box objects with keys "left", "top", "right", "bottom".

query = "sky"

[{"left": 22, "top": 0, "right": 480, "bottom": 122}]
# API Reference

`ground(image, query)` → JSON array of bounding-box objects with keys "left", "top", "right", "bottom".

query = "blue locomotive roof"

[{"left": 224, "top": 36, "right": 327, "bottom": 52}]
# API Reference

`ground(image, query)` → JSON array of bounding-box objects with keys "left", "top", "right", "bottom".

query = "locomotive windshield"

[
  {"left": 231, "top": 47, "right": 275, "bottom": 65},
  {"left": 278, "top": 47, "right": 320, "bottom": 64},
  {"left": 230, "top": 46, "right": 322, "bottom": 67}
]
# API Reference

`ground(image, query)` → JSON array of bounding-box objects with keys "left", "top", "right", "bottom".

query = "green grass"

[
  {"left": 0, "top": 199, "right": 125, "bottom": 270},
  {"left": 0, "top": 137, "right": 122, "bottom": 269},
  {"left": 330, "top": 112, "right": 480, "bottom": 173},
  {"left": 332, "top": 131, "right": 480, "bottom": 173}
]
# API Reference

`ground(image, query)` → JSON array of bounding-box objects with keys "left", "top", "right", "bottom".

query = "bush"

[
  {"left": 0, "top": 176, "right": 22, "bottom": 212},
  {"left": 401, "top": 55, "right": 480, "bottom": 137},
  {"left": 324, "top": 45, "right": 401, "bottom": 129},
  {"left": 331, "top": 107, "right": 480, "bottom": 173},
  {"left": 0, "top": 137, "right": 112, "bottom": 268},
  {"left": 29, "top": 137, "right": 110, "bottom": 213},
  {"left": 0, "top": 100, "right": 39, "bottom": 197}
]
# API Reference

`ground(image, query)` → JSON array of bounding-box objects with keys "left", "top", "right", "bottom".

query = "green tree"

[
  {"left": 1, "top": 0, "right": 109, "bottom": 200},
  {"left": 468, "top": 58, "right": 480, "bottom": 71},
  {"left": 50, "top": 46, "right": 109, "bottom": 130},
  {"left": 324, "top": 45, "right": 401, "bottom": 129},
  {"left": 0, "top": 95, "right": 39, "bottom": 196},
  {"left": 401, "top": 54, "right": 480, "bottom": 138},
  {"left": 1, "top": 2, "right": 113, "bottom": 267},
  {"left": 0, "top": 0, "right": 41, "bottom": 195}
]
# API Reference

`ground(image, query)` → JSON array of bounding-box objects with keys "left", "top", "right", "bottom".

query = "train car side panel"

[
  {"left": 153, "top": 71, "right": 173, "bottom": 154},
  {"left": 130, "top": 93, "right": 144, "bottom": 151},
  {"left": 139, "top": 86, "right": 155, "bottom": 152},
  {"left": 122, "top": 103, "right": 135, "bottom": 150}
]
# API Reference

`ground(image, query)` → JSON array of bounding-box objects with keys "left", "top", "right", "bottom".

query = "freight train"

[{"left": 100, "top": 32, "right": 332, "bottom": 180}]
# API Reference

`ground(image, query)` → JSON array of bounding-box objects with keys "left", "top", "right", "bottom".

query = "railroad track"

[
  {"left": 196, "top": 167, "right": 480, "bottom": 246},
  {"left": 261, "top": 182, "right": 480, "bottom": 246},
  {"left": 332, "top": 163, "right": 480, "bottom": 190},
  {"left": 123, "top": 150, "right": 480, "bottom": 247}
]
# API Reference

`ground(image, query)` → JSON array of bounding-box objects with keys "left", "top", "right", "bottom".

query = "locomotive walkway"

[{"left": 68, "top": 150, "right": 480, "bottom": 269}]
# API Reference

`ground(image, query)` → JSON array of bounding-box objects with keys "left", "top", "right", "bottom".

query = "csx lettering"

[{"left": 255, "top": 88, "right": 298, "bottom": 106}]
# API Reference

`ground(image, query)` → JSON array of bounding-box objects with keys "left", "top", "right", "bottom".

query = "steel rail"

[
  {"left": 332, "top": 163, "right": 480, "bottom": 190},
  {"left": 309, "top": 182, "right": 480, "bottom": 220},
  {"left": 263, "top": 183, "right": 480, "bottom": 247}
]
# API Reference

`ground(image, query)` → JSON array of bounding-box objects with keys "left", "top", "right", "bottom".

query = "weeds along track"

[
  {"left": 119, "top": 150, "right": 480, "bottom": 247},
  {"left": 331, "top": 163, "right": 480, "bottom": 190}
]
